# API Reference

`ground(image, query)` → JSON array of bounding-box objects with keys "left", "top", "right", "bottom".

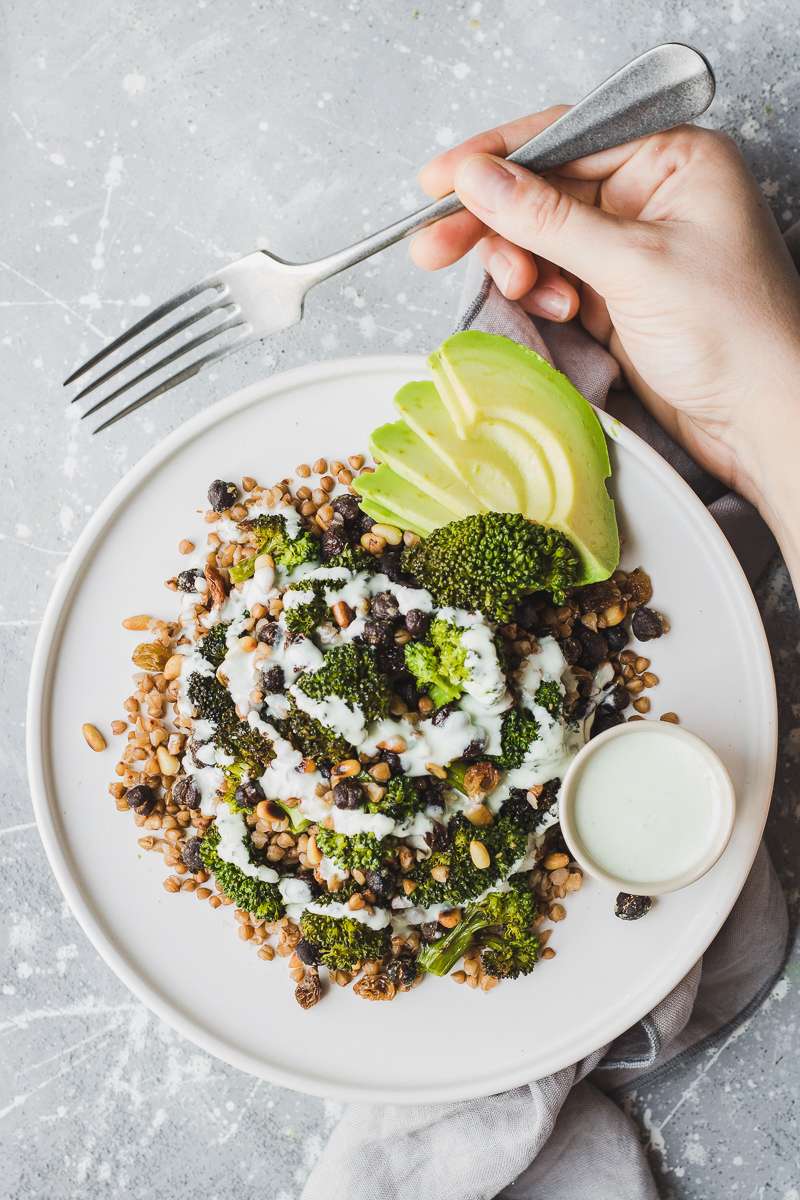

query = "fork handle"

[{"left": 307, "top": 43, "right": 714, "bottom": 285}]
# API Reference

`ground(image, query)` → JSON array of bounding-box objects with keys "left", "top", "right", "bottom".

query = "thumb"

[{"left": 453, "top": 153, "right": 641, "bottom": 295}]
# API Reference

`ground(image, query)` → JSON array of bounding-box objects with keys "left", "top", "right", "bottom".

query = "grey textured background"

[{"left": 2, "top": 2, "right": 799, "bottom": 1197}]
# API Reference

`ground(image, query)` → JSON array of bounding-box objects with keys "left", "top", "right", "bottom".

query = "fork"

[{"left": 66, "top": 43, "right": 714, "bottom": 433}]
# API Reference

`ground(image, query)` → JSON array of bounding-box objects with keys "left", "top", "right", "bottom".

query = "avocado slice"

[
  {"left": 394, "top": 380, "right": 554, "bottom": 518},
  {"left": 429, "top": 332, "right": 619, "bottom": 582},
  {"left": 354, "top": 464, "right": 456, "bottom": 537},
  {"left": 369, "top": 418, "right": 481, "bottom": 518}
]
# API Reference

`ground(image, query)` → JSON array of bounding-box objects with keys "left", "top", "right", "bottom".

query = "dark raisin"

[
  {"left": 424, "top": 821, "right": 449, "bottom": 850},
  {"left": 591, "top": 704, "right": 626, "bottom": 737},
  {"left": 461, "top": 737, "right": 486, "bottom": 761},
  {"left": 235, "top": 779, "right": 265, "bottom": 809},
  {"left": 376, "top": 643, "right": 407, "bottom": 677},
  {"left": 125, "top": 784, "right": 156, "bottom": 815},
  {"left": 538, "top": 778, "right": 561, "bottom": 809},
  {"left": 386, "top": 955, "right": 418, "bottom": 988},
  {"left": 333, "top": 780, "right": 363, "bottom": 809},
  {"left": 608, "top": 683, "right": 630, "bottom": 712},
  {"left": 363, "top": 618, "right": 393, "bottom": 647},
  {"left": 431, "top": 702, "right": 456, "bottom": 726},
  {"left": 615, "top": 892, "right": 653, "bottom": 921},
  {"left": 391, "top": 673, "right": 419, "bottom": 706},
  {"left": 321, "top": 527, "right": 348, "bottom": 561},
  {"left": 262, "top": 665, "right": 285, "bottom": 693},
  {"left": 187, "top": 738, "right": 212, "bottom": 769},
  {"left": 631, "top": 607, "right": 664, "bottom": 641},
  {"left": 377, "top": 548, "right": 404, "bottom": 581},
  {"left": 182, "top": 837, "right": 204, "bottom": 873},
  {"left": 331, "top": 494, "right": 362, "bottom": 525},
  {"left": 420, "top": 921, "right": 441, "bottom": 942},
  {"left": 576, "top": 625, "right": 608, "bottom": 668},
  {"left": 370, "top": 591, "right": 400, "bottom": 622},
  {"left": 176, "top": 568, "right": 201, "bottom": 593},
  {"left": 560, "top": 636, "right": 582, "bottom": 665},
  {"left": 378, "top": 749, "right": 402, "bottom": 776},
  {"left": 172, "top": 776, "right": 200, "bottom": 810},
  {"left": 404, "top": 608, "right": 430, "bottom": 638},
  {"left": 359, "top": 512, "right": 375, "bottom": 534},
  {"left": 295, "top": 938, "right": 319, "bottom": 965},
  {"left": 514, "top": 597, "right": 541, "bottom": 630},
  {"left": 604, "top": 625, "right": 629, "bottom": 654},
  {"left": 256, "top": 619, "right": 279, "bottom": 645},
  {"left": 365, "top": 869, "right": 393, "bottom": 898},
  {"left": 207, "top": 479, "right": 239, "bottom": 512}
]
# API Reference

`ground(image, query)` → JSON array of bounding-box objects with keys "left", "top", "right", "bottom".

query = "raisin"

[
  {"left": 256, "top": 619, "right": 279, "bottom": 645},
  {"left": 431, "top": 702, "right": 456, "bottom": 726},
  {"left": 576, "top": 625, "right": 608, "bottom": 668},
  {"left": 182, "top": 837, "right": 204, "bottom": 873},
  {"left": 331, "top": 493, "right": 361, "bottom": 525},
  {"left": 262, "top": 665, "right": 285, "bottom": 693},
  {"left": 608, "top": 683, "right": 630, "bottom": 712},
  {"left": 172, "top": 776, "right": 200, "bottom": 810},
  {"left": 207, "top": 479, "right": 238, "bottom": 512},
  {"left": 624, "top": 568, "right": 653, "bottom": 609},
  {"left": 615, "top": 892, "right": 653, "bottom": 921},
  {"left": 560, "top": 636, "right": 582, "bottom": 665},
  {"left": 631, "top": 607, "right": 664, "bottom": 641},
  {"left": 576, "top": 580, "right": 621, "bottom": 614},
  {"left": 370, "top": 591, "right": 400, "bottom": 622},
  {"left": 377, "top": 749, "right": 402, "bottom": 776},
  {"left": 333, "top": 780, "right": 363, "bottom": 809},
  {"left": 419, "top": 921, "right": 440, "bottom": 941},
  {"left": 386, "top": 955, "right": 418, "bottom": 989},
  {"left": 321, "top": 528, "right": 348, "bottom": 561},
  {"left": 365, "top": 868, "right": 393, "bottom": 898},
  {"left": 363, "top": 618, "right": 393, "bottom": 648},
  {"left": 591, "top": 704, "right": 626, "bottom": 737},
  {"left": 359, "top": 512, "right": 375, "bottom": 534},
  {"left": 176, "top": 568, "right": 201, "bottom": 593},
  {"left": 377, "top": 548, "right": 404, "bottom": 581},
  {"left": 295, "top": 938, "right": 319, "bottom": 965},
  {"left": 125, "top": 784, "right": 157, "bottom": 815},
  {"left": 604, "top": 625, "right": 629, "bottom": 654},
  {"left": 424, "top": 821, "right": 449, "bottom": 851},
  {"left": 461, "top": 737, "right": 487, "bottom": 761},
  {"left": 404, "top": 608, "right": 430, "bottom": 638},
  {"left": 234, "top": 780, "right": 265, "bottom": 808}
]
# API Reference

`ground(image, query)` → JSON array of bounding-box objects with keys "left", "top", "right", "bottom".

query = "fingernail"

[
  {"left": 530, "top": 286, "right": 570, "bottom": 320},
  {"left": 488, "top": 250, "right": 515, "bottom": 295},
  {"left": 454, "top": 155, "right": 517, "bottom": 212}
]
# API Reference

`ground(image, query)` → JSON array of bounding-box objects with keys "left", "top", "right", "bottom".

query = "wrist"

[{"left": 748, "top": 411, "right": 800, "bottom": 592}]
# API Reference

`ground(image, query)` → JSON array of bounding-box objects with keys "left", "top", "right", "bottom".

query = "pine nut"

[
  {"left": 296, "top": 463, "right": 311, "bottom": 478},
  {"left": 163, "top": 876, "right": 181, "bottom": 893},
  {"left": 426, "top": 762, "right": 447, "bottom": 780},
  {"left": 178, "top": 539, "right": 195, "bottom": 555},
  {"left": 626, "top": 677, "right": 645, "bottom": 695},
  {"left": 465, "top": 804, "right": 493, "bottom": 827},
  {"left": 360, "top": 531, "right": 386, "bottom": 555},
  {"left": 332, "top": 600, "right": 353, "bottom": 629},
  {"left": 156, "top": 746, "right": 180, "bottom": 776},
  {"left": 163, "top": 653, "right": 183, "bottom": 681},
  {"left": 369, "top": 761, "right": 392, "bottom": 783},
  {"left": 565, "top": 872, "right": 583, "bottom": 893},
  {"left": 332, "top": 758, "right": 361, "bottom": 779},
  {"left": 633, "top": 697, "right": 651, "bottom": 714},
  {"left": 451, "top": 970, "right": 466, "bottom": 984},
  {"left": 642, "top": 672, "right": 659, "bottom": 688},
  {"left": 82, "top": 723, "right": 106, "bottom": 752},
  {"left": 430, "top": 864, "right": 449, "bottom": 883},
  {"left": 401, "top": 878, "right": 417, "bottom": 895},
  {"left": 541, "top": 947, "right": 556, "bottom": 960},
  {"left": 549, "top": 903, "right": 566, "bottom": 922},
  {"left": 348, "top": 893, "right": 365, "bottom": 911},
  {"left": 660, "top": 712, "right": 680, "bottom": 724},
  {"left": 348, "top": 454, "right": 365, "bottom": 470},
  {"left": 306, "top": 835, "right": 323, "bottom": 866},
  {"left": 370, "top": 523, "right": 402, "bottom": 546},
  {"left": 634, "top": 656, "right": 651, "bottom": 673},
  {"left": 111, "top": 719, "right": 128, "bottom": 736},
  {"left": 438, "top": 908, "right": 461, "bottom": 929},
  {"left": 469, "top": 839, "right": 491, "bottom": 869},
  {"left": 543, "top": 852, "right": 569, "bottom": 870},
  {"left": 312, "top": 458, "right": 327, "bottom": 474}
]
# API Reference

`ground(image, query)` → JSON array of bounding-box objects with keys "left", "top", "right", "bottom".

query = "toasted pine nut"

[
  {"left": 438, "top": 908, "right": 461, "bottom": 929},
  {"left": 451, "top": 970, "right": 466, "bottom": 984},
  {"left": 348, "top": 454, "right": 365, "bottom": 470},
  {"left": 544, "top": 851, "right": 569, "bottom": 870},
  {"left": 465, "top": 804, "right": 493, "bottom": 827},
  {"left": 549, "top": 903, "right": 566, "bottom": 922},
  {"left": 430, "top": 864, "right": 449, "bottom": 883},
  {"left": 332, "top": 600, "right": 353, "bottom": 629},
  {"left": 178, "top": 539, "right": 195, "bottom": 555},
  {"left": 82, "top": 723, "right": 106, "bottom": 752},
  {"left": 426, "top": 762, "right": 447, "bottom": 780},
  {"left": 110, "top": 719, "right": 128, "bottom": 736},
  {"left": 633, "top": 697, "right": 651, "bottom": 714},
  {"left": 469, "top": 839, "right": 490, "bottom": 869},
  {"left": 156, "top": 746, "right": 180, "bottom": 776},
  {"left": 634, "top": 656, "right": 651, "bottom": 673},
  {"left": 369, "top": 761, "right": 391, "bottom": 783},
  {"left": 306, "top": 835, "right": 323, "bottom": 866},
  {"left": 660, "top": 711, "right": 680, "bottom": 724},
  {"left": 370, "top": 523, "right": 402, "bottom": 546},
  {"left": 642, "top": 671, "right": 659, "bottom": 688}
]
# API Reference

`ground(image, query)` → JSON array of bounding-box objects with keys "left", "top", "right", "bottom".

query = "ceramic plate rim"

[{"left": 26, "top": 354, "right": 777, "bottom": 1102}]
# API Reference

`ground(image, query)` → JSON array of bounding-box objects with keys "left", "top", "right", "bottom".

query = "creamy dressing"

[
  {"left": 214, "top": 805, "right": 279, "bottom": 883},
  {"left": 304, "top": 900, "right": 392, "bottom": 930},
  {"left": 570, "top": 729, "right": 724, "bottom": 886}
]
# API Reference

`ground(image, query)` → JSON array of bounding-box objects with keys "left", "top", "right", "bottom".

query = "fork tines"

[{"left": 64, "top": 279, "right": 246, "bottom": 432}]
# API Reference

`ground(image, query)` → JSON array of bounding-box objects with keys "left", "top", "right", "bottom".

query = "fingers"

[
  {"left": 477, "top": 234, "right": 538, "bottom": 300},
  {"left": 519, "top": 258, "right": 580, "bottom": 322},
  {"left": 409, "top": 209, "right": 486, "bottom": 271},
  {"left": 453, "top": 153, "right": 642, "bottom": 295}
]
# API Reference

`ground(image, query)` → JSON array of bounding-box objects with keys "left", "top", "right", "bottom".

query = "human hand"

[{"left": 411, "top": 110, "right": 800, "bottom": 558}]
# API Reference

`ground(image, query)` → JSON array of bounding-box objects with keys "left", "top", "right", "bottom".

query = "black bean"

[
  {"left": 295, "top": 938, "right": 319, "bottom": 965},
  {"left": 176, "top": 568, "right": 201, "bottom": 593},
  {"left": 256, "top": 619, "right": 279, "bottom": 645},
  {"left": 404, "top": 608, "right": 430, "bottom": 638},
  {"left": 590, "top": 704, "right": 626, "bottom": 738},
  {"left": 262, "top": 665, "right": 285, "bottom": 694},
  {"left": 631, "top": 607, "right": 664, "bottom": 641},
  {"left": 615, "top": 892, "right": 653, "bottom": 921},
  {"left": 182, "top": 837, "right": 204, "bottom": 873},
  {"left": 333, "top": 780, "right": 363, "bottom": 809},
  {"left": 363, "top": 618, "right": 393, "bottom": 647},
  {"left": 370, "top": 591, "right": 400, "bottom": 622},
  {"left": 331, "top": 493, "right": 362, "bottom": 524},
  {"left": 125, "top": 784, "right": 156, "bottom": 815},
  {"left": 604, "top": 624, "right": 629, "bottom": 654},
  {"left": 172, "top": 776, "right": 200, "bottom": 810},
  {"left": 235, "top": 779, "right": 265, "bottom": 809},
  {"left": 207, "top": 479, "right": 238, "bottom": 512},
  {"left": 321, "top": 528, "right": 348, "bottom": 561}
]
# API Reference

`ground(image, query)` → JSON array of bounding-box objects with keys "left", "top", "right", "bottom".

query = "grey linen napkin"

[{"left": 301, "top": 260, "right": 790, "bottom": 1200}]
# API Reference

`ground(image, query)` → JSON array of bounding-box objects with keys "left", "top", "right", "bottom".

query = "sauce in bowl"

[{"left": 560, "top": 721, "right": 735, "bottom": 895}]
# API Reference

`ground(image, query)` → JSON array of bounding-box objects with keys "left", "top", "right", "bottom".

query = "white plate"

[{"left": 27, "top": 355, "right": 777, "bottom": 1104}]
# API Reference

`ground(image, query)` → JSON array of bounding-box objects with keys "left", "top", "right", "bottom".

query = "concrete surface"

[{"left": 2, "top": 1, "right": 798, "bottom": 1196}]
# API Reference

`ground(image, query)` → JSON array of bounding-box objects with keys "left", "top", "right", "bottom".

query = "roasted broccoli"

[
  {"left": 294, "top": 645, "right": 390, "bottom": 725},
  {"left": 366, "top": 774, "right": 429, "bottom": 822},
  {"left": 198, "top": 621, "right": 231, "bottom": 669},
  {"left": 534, "top": 679, "right": 564, "bottom": 717},
  {"left": 187, "top": 672, "right": 237, "bottom": 730},
  {"left": 216, "top": 719, "right": 275, "bottom": 776},
  {"left": 298, "top": 911, "right": 389, "bottom": 972},
  {"left": 228, "top": 514, "right": 318, "bottom": 583},
  {"left": 404, "top": 618, "right": 468, "bottom": 707},
  {"left": 493, "top": 707, "right": 541, "bottom": 770},
  {"left": 282, "top": 577, "right": 341, "bottom": 635},
  {"left": 314, "top": 827, "right": 384, "bottom": 872},
  {"left": 283, "top": 695, "right": 354, "bottom": 764},
  {"left": 417, "top": 876, "right": 538, "bottom": 978},
  {"left": 401, "top": 513, "right": 581, "bottom": 619},
  {"left": 326, "top": 543, "right": 376, "bottom": 574},
  {"left": 199, "top": 824, "right": 284, "bottom": 920}
]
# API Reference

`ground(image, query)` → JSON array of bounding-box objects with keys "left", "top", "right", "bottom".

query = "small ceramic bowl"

[{"left": 559, "top": 721, "right": 736, "bottom": 896}]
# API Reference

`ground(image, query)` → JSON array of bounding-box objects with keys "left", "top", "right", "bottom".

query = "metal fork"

[{"left": 66, "top": 43, "right": 714, "bottom": 433}]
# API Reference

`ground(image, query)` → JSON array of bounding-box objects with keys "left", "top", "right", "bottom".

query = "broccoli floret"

[
  {"left": 401, "top": 513, "right": 581, "bottom": 620},
  {"left": 299, "top": 911, "right": 390, "bottom": 972},
  {"left": 228, "top": 514, "right": 319, "bottom": 583},
  {"left": 366, "top": 774, "right": 429, "bottom": 822},
  {"left": 326, "top": 544, "right": 376, "bottom": 574},
  {"left": 314, "top": 827, "right": 384, "bottom": 872},
  {"left": 404, "top": 618, "right": 469, "bottom": 707},
  {"left": 417, "top": 876, "right": 538, "bottom": 977},
  {"left": 295, "top": 645, "right": 390, "bottom": 724},
  {"left": 282, "top": 576, "right": 342, "bottom": 635},
  {"left": 534, "top": 679, "right": 564, "bottom": 717},
  {"left": 493, "top": 707, "right": 541, "bottom": 770},
  {"left": 187, "top": 672, "right": 237, "bottom": 730},
  {"left": 199, "top": 825, "right": 284, "bottom": 920},
  {"left": 198, "top": 621, "right": 231, "bottom": 669},
  {"left": 283, "top": 695, "right": 354, "bottom": 764},
  {"left": 216, "top": 720, "right": 275, "bottom": 776}
]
